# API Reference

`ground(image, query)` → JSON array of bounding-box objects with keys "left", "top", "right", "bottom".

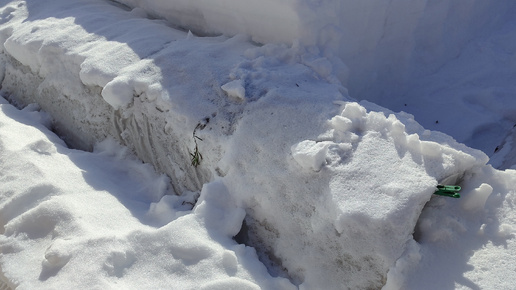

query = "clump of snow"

[
  {"left": 291, "top": 140, "right": 333, "bottom": 172},
  {"left": 221, "top": 79, "right": 245, "bottom": 101},
  {"left": 461, "top": 183, "right": 493, "bottom": 212}
]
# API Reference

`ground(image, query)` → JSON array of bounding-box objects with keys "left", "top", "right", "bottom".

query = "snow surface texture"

[
  {"left": 0, "top": 0, "right": 516, "bottom": 289},
  {"left": 0, "top": 98, "right": 292, "bottom": 289}
]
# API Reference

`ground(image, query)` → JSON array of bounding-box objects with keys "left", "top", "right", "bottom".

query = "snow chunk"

[
  {"left": 341, "top": 101, "right": 367, "bottom": 119},
  {"left": 461, "top": 183, "right": 493, "bottom": 212},
  {"left": 329, "top": 115, "right": 352, "bottom": 132},
  {"left": 194, "top": 181, "right": 246, "bottom": 237},
  {"left": 291, "top": 140, "right": 331, "bottom": 172},
  {"left": 221, "top": 97, "right": 488, "bottom": 288},
  {"left": 221, "top": 79, "right": 245, "bottom": 100},
  {"left": 101, "top": 76, "right": 135, "bottom": 109}
]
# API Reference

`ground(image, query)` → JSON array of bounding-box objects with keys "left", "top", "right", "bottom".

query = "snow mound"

[{"left": 218, "top": 99, "right": 487, "bottom": 288}]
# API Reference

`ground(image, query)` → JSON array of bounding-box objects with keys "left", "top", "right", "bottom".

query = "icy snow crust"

[{"left": 0, "top": 0, "right": 515, "bottom": 289}]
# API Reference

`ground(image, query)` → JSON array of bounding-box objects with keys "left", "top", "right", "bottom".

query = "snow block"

[{"left": 219, "top": 99, "right": 487, "bottom": 288}]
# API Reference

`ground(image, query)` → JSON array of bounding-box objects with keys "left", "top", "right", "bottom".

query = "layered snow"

[{"left": 1, "top": 0, "right": 516, "bottom": 289}]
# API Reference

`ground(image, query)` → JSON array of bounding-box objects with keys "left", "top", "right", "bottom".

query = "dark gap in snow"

[
  {"left": 0, "top": 94, "right": 71, "bottom": 150},
  {"left": 412, "top": 208, "right": 425, "bottom": 244},
  {"left": 413, "top": 195, "right": 446, "bottom": 245},
  {"left": 48, "top": 124, "right": 74, "bottom": 150},
  {"left": 233, "top": 217, "right": 249, "bottom": 245},
  {"left": 104, "top": 0, "right": 131, "bottom": 11},
  {"left": 413, "top": 173, "right": 468, "bottom": 244},
  {"left": 233, "top": 216, "right": 299, "bottom": 286}
]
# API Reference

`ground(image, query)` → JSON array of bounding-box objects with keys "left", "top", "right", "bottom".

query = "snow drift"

[{"left": 1, "top": 0, "right": 516, "bottom": 289}]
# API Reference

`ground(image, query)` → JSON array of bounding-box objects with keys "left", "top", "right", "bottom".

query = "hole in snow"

[{"left": 233, "top": 216, "right": 299, "bottom": 285}]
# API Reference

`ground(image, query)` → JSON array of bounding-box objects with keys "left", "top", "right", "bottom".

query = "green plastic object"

[{"left": 434, "top": 185, "right": 461, "bottom": 198}]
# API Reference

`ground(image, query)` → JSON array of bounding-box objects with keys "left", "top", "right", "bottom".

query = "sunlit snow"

[{"left": 1, "top": 0, "right": 516, "bottom": 289}]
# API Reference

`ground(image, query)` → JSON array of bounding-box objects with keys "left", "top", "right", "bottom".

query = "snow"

[
  {"left": 404, "top": 166, "right": 516, "bottom": 289},
  {"left": 109, "top": 0, "right": 516, "bottom": 154},
  {"left": 0, "top": 97, "right": 292, "bottom": 289},
  {"left": 0, "top": 0, "right": 516, "bottom": 289},
  {"left": 221, "top": 80, "right": 246, "bottom": 101}
]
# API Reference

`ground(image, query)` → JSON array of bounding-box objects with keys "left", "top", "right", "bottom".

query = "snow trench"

[
  {"left": 110, "top": 0, "right": 516, "bottom": 148},
  {"left": 0, "top": 0, "right": 511, "bottom": 289},
  {"left": 121, "top": 0, "right": 516, "bottom": 158}
]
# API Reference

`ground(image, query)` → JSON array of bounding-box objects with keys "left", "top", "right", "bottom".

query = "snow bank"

[
  {"left": 0, "top": 0, "right": 257, "bottom": 194},
  {"left": 1, "top": 0, "right": 515, "bottom": 289},
  {"left": 110, "top": 0, "right": 511, "bottom": 62}
]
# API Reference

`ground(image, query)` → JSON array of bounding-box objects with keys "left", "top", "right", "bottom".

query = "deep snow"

[
  {"left": 1, "top": 0, "right": 516, "bottom": 289},
  {"left": 113, "top": 0, "right": 516, "bottom": 155}
]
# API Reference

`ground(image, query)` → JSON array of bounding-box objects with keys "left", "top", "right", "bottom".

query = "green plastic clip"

[{"left": 434, "top": 185, "right": 461, "bottom": 198}]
